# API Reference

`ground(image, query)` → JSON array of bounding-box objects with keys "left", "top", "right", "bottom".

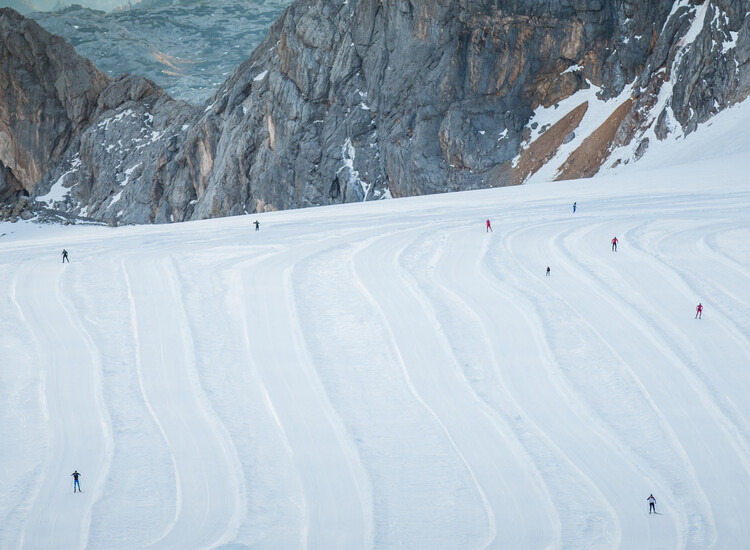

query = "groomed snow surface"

[{"left": 2, "top": 117, "right": 750, "bottom": 548}]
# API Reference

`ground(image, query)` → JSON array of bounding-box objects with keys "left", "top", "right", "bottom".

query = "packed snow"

[{"left": 1, "top": 103, "right": 750, "bottom": 549}]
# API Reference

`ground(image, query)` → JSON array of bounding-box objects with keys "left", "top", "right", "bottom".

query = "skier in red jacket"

[
  {"left": 695, "top": 303, "right": 703, "bottom": 319},
  {"left": 486, "top": 219, "right": 492, "bottom": 232},
  {"left": 611, "top": 236, "right": 618, "bottom": 251}
]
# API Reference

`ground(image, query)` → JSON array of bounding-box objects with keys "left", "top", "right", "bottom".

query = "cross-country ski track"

[{"left": 1, "top": 165, "right": 750, "bottom": 549}]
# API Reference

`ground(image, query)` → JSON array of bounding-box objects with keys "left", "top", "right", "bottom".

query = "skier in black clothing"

[
  {"left": 62, "top": 249, "right": 69, "bottom": 263},
  {"left": 573, "top": 202, "right": 577, "bottom": 213},
  {"left": 546, "top": 266, "right": 551, "bottom": 276},
  {"left": 254, "top": 220, "right": 260, "bottom": 231},
  {"left": 71, "top": 470, "right": 81, "bottom": 493},
  {"left": 647, "top": 494, "right": 656, "bottom": 514}
]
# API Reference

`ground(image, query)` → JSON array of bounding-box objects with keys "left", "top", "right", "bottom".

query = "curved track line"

[
  {"left": 434, "top": 226, "right": 623, "bottom": 548},
  {"left": 392, "top": 227, "right": 565, "bottom": 546},
  {"left": 291, "top": 231, "right": 490, "bottom": 547},
  {"left": 640, "top": 220, "right": 750, "bottom": 353},
  {"left": 529, "top": 218, "right": 724, "bottom": 544},
  {"left": 580, "top": 219, "right": 750, "bottom": 546},
  {"left": 4, "top": 268, "right": 51, "bottom": 550},
  {"left": 67, "top": 256, "right": 177, "bottom": 548},
  {"left": 485, "top": 218, "right": 693, "bottom": 546},
  {"left": 123, "top": 262, "right": 182, "bottom": 546},
  {"left": 703, "top": 226, "right": 750, "bottom": 277},
  {"left": 240, "top": 235, "right": 376, "bottom": 549},
  {"left": 14, "top": 261, "right": 109, "bottom": 550},
  {"left": 352, "top": 225, "right": 507, "bottom": 548},
  {"left": 561, "top": 218, "right": 750, "bottom": 473},
  {"left": 285, "top": 262, "right": 376, "bottom": 550},
  {"left": 123, "top": 256, "right": 242, "bottom": 549},
  {"left": 170, "top": 250, "right": 299, "bottom": 548},
  {"left": 220, "top": 252, "right": 310, "bottom": 547},
  {"left": 57, "top": 270, "right": 115, "bottom": 548},
  {"left": 484, "top": 226, "right": 638, "bottom": 547}
]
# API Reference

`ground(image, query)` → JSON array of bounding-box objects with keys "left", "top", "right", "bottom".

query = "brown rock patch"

[
  {"left": 510, "top": 101, "right": 588, "bottom": 185},
  {"left": 555, "top": 97, "right": 634, "bottom": 181}
]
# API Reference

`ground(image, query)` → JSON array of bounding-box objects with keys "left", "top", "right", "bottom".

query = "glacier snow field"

[{"left": 1, "top": 139, "right": 750, "bottom": 547}]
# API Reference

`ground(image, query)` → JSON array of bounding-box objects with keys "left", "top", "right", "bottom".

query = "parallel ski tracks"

[
  {"left": 13, "top": 261, "right": 112, "bottom": 550},
  {"left": 351, "top": 226, "right": 501, "bottom": 548},
  {"left": 428, "top": 226, "right": 622, "bottom": 549},
  {"left": 499, "top": 218, "right": 702, "bottom": 547},
  {"left": 123, "top": 255, "right": 243, "bottom": 549},
  {"left": 2, "top": 182, "right": 749, "bottom": 549},
  {"left": 235, "top": 230, "right": 383, "bottom": 549},
  {"left": 524, "top": 213, "right": 750, "bottom": 546}
]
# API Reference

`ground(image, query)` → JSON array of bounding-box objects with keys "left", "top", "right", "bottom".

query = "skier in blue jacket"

[{"left": 71, "top": 470, "right": 82, "bottom": 493}]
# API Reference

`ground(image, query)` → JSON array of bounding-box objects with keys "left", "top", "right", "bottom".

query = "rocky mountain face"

[
  {"left": 1, "top": 0, "right": 749, "bottom": 224},
  {"left": 30, "top": 0, "right": 292, "bottom": 104},
  {"left": 0, "top": 9, "right": 108, "bottom": 201},
  {"left": 0, "top": 0, "right": 34, "bottom": 15},
  {"left": 0, "top": 8, "right": 195, "bottom": 219}
]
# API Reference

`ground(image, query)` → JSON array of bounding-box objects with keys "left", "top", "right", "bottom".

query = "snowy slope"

[{"left": 1, "top": 131, "right": 750, "bottom": 547}]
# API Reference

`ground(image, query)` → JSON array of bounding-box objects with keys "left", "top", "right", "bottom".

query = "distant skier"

[
  {"left": 695, "top": 303, "right": 703, "bottom": 319},
  {"left": 546, "top": 266, "right": 551, "bottom": 276},
  {"left": 647, "top": 494, "right": 656, "bottom": 514},
  {"left": 486, "top": 219, "right": 492, "bottom": 233},
  {"left": 62, "top": 249, "right": 69, "bottom": 263},
  {"left": 573, "top": 202, "right": 577, "bottom": 213},
  {"left": 611, "top": 237, "right": 618, "bottom": 251},
  {"left": 71, "top": 470, "right": 81, "bottom": 493},
  {"left": 254, "top": 220, "right": 260, "bottom": 231}
]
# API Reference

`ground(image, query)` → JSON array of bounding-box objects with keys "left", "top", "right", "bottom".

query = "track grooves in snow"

[
  {"left": 548, "top": 219, "right": 750, "bottom": 545},
  {"left": 123, "top": 256, "right": 241, "bottom": 548},
  {"left": 239, "top": 233, "right": 376, "bottom": 548},
  {"left": 2, "top": 268, "right": 47, "bottom": 549},
  {"left": 496, "top": 218, "right": 705, "bottom": 546},
  {"left": 14, "top": 261, "right": 110, "bottom": 550},
  {"left": 2, "top": 169, "right": 750, "bottom": 548},
  {"left": 353, "top": 226, "right": 501, "bottom": 548},
  {"left": 433, "top": 227, "right": 619, "bottom": 548}
]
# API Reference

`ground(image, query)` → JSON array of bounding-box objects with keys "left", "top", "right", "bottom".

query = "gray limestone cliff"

[
  {"left": 1, "top": 1, "right": 749, "bottom": 224},
  {"left": 0, "top": 9, "right": 108, "bottom": 201}
]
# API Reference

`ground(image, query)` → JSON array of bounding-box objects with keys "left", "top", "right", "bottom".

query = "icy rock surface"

[{"left": 31, "top": 0, "right": 292, "bottom": 105}]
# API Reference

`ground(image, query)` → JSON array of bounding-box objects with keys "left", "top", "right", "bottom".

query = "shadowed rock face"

[
  {"left": 1, "top": 0, "right": 749, "bottom": 223},
  {"left": 0, "top": 9, "right": 108, "bottom": 200}
]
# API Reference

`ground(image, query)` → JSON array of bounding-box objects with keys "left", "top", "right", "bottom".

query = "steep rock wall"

[
  {"left": 0, "top": 9, "right": 108, "bottom": 200},
  {"left": 181, "top": 0, "right": 673, "bottom": 220},
  {"left": 0, "top": 0, "right": 749, "bottom": 224}
]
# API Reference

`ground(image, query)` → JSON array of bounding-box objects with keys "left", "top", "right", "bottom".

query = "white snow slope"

[{"left": 1, "top": 102, "right": 749, "bottom": 549}]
